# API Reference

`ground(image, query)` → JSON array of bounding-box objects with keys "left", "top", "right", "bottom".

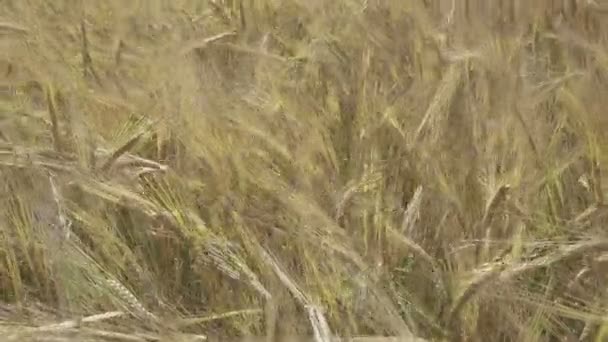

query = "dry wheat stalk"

[
  {"left": 401, "top": 186, "right": 423, "bottom": 237},
  {"left": 4, "top": 311, "right": 124, "bottom": 341},
  {"left": 387, "top": 228, "right": 435, "bottom": 268},
  {"left": 257, "top": 247, "right": 333, "bottom": 342},
  {"left": 200, "top": 238, "right": 272, "bottom": 300},
  {"left": 178, "top": 31, "right": 237, "bottom": 56},
  {"left": 103, "top": 277, "right": 159, "bottom": 323},
  {"left": 411, "top": 63, "right": 463, "bottom": 145},
  {"left": 448, "top": 239, "right": 608, "bottom": 332}
]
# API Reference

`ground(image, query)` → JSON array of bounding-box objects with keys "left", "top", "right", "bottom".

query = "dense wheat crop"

[{"left": 2, "top": 1, "right": 608, "bottom": 341}]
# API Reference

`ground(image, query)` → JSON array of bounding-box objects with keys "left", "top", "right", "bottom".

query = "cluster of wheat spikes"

[{"left": 1, "top": 1, "right": 608, "bottom": 341}]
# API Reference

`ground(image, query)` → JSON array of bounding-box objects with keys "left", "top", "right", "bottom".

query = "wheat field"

[{"left": 1, "top": 1, "right": 608, "bottom": 341}]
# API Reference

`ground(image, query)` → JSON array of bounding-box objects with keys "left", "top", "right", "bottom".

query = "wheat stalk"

[
  {"left": 103, "top": 277, "right": 159, "bottom": 323},
  {"left": 411, "top": 63, "right": 463, "bottom": 145},
  {"left": 448, "top": 239, "right": 608, "bottom": 332}
]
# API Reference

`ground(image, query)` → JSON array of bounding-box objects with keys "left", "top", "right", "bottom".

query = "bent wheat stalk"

[{"left": 447, "top": 239, "right": 608, "bottom": 332}]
